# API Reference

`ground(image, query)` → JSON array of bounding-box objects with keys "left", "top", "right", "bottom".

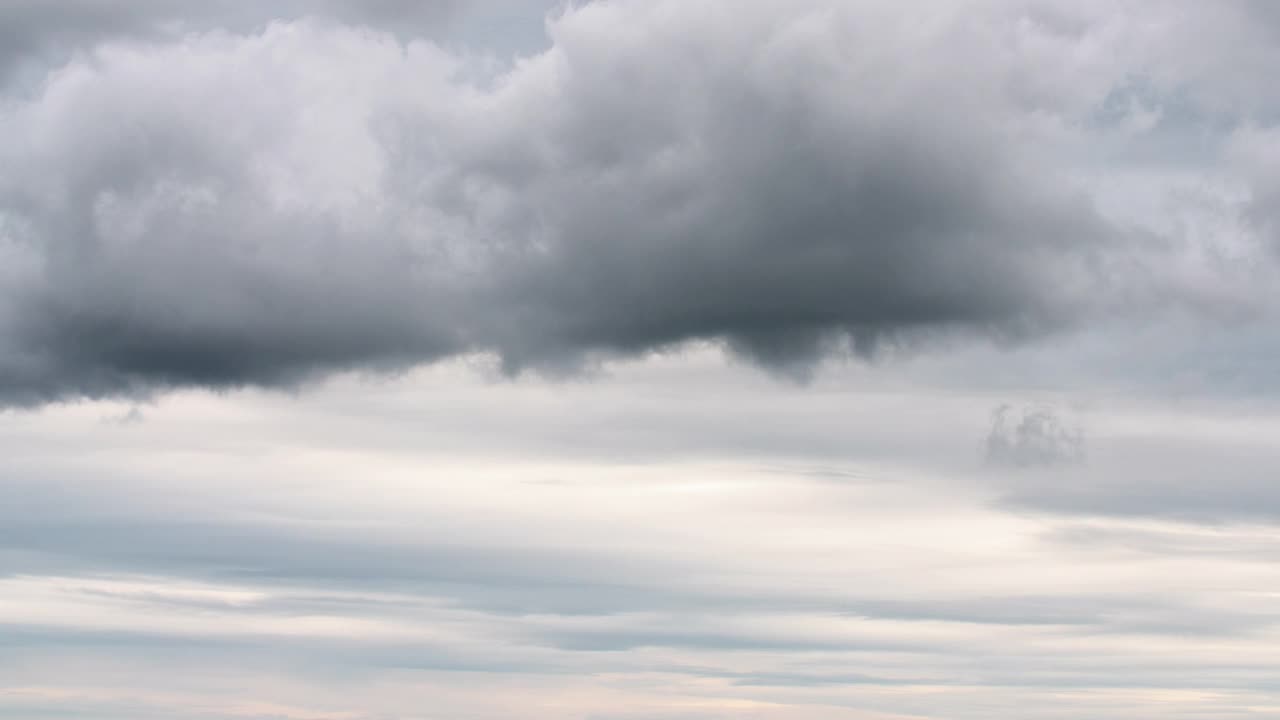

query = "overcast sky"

[{"left": 4, "top": 2, "right": 1280, "bottom": 719}]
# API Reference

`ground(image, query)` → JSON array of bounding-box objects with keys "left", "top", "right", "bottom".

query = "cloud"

[
  {"left": 985, "top": 403, "right": 1085, "bottom": 468},
  {"left": 7, "top": 372, "right": 1280, "bottom": 718},
  {"left": 0, "top": 0, "right": 1275, "bottom": 407},
  {"left": 100, "top": 406, "right": 146, "bottom": 426},
  {"left": 0, "top": 0, "right": 469, "bottom": 80}
]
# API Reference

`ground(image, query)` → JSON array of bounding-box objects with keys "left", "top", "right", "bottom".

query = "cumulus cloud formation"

[{"left": 0, "top": 0, "right": 1277, "bottom": 406}]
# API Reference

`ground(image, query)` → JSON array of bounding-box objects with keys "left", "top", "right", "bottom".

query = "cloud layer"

[
  {"left": 9, "top": 5, "right": 1280, "bottom": 718},
  {"left": 3, "top": 0, "right": 1274, "bottom": 405},
  {"left": 6, "top": 360, "right": 1280, "bottom": 719}
]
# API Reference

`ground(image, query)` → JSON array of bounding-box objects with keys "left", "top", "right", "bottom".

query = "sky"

[{"left": 3, "top": 1, "right": 1280, "bottom": 718}]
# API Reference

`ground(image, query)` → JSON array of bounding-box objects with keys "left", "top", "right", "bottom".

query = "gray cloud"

[
  {"left": 0, "top": 0, "right": 469, "bottom": 80},
  {"left": 985, "top": 403, "right": 1086, "bottom": 468},
  {"left": 11, "top": 5, "right": 1280, "bottom": 717},
  {"left": 2, "top": 0, "right": 1258, "bottom": 406},
  {"left": 978, "top": 396, "right": 1280, "bottom": 522}
]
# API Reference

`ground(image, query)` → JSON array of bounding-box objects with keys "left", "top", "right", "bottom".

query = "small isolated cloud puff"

[
  {"left": 985, "top": 403, "right": 1085, "bottom": 469},
  {"left": 101, "top": 406, "right": 146, "bottom": 426}
]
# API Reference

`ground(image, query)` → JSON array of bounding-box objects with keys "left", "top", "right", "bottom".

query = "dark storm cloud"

[{"left": 0, "top": 0, "right": 1267, "bottom": 406}]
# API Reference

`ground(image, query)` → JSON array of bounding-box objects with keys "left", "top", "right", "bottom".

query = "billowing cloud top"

[{"left": 1, "top": 0, "right": 1277, "bottom": 405}]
